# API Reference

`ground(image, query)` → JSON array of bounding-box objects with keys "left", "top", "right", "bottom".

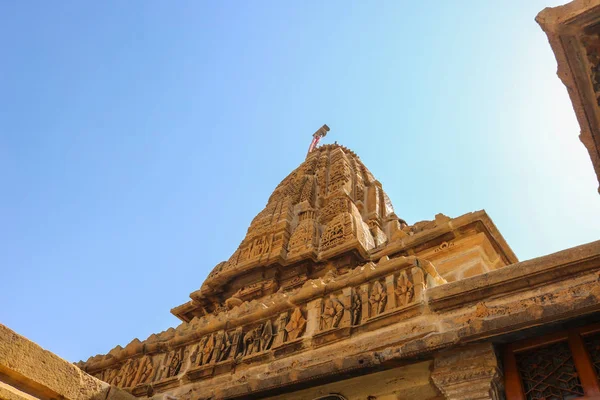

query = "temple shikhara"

[{"left": 2, "top": 1, "right": 600, "bottom": 400}]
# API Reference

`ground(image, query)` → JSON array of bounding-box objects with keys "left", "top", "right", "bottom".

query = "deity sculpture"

[
  {"left": 395, "top": 273, "right": 414, "bottom": 306},
  {"left": 260, "top": 320, "right": 274, "bottom": 351},
  {"left": 136, "top": 356, "right": 154, "bottom": 385},
  {"left": 350, "top": 288, "right": 362, "bottom": 325},
  {"left": 321, "top": 295, "right": 345, "bottom": 330},
  {"left": 166, "top": 349, "right": 182, "bottom": 378},
  {"left": 369, "top": 281, "right": 387, "bottom": 316},
  {"left": 243, "top": 324, "right": 263, "bottom": 356}
]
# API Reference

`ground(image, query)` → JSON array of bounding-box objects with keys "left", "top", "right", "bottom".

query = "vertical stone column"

[
  {"left": 411, "top": 267, "right": 425, "bottom": 302},
  {"left": 360, "top": 283, "right": 370, "bottom": 320},
  {"left": 272, "top": 312, "right": 289, "bottom": 347},
  {"left": 306, "top": 298, "right": 323, "bottom": 335},
  {"left": 385, "top": 274, "right": 397, "bottom": 309},
  {"left": 340, "top": 288, "right": 353, "bottom": 327},
  {"left": 431, "top": 343, "right": 503, "bottom": 400}
]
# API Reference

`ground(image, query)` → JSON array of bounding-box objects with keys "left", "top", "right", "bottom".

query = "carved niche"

[{"left": 285, "top": 308, "right": 307, "bottom": 341}]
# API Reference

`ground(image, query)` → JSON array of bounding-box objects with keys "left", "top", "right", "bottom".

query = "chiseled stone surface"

[
  {"left": 262, "top": 360, "right": 441, "bottom": 400},
  {"left": 72, "top": 143, "right": 600, "bottom": 400},
  {"left": 0, "top": 382, "right": 38, "bottom": 400},
  {"left": 171, "top": 145, "right": 516, "bottom": 323},
  {"left": 537, "top": 0, "right": 600, "bottom": 193},
  {"left": 432, "top": 343, "right": 503, "bottom": 400},
  {"left": 0, "top": 324, "right": 135, "bottom": 400},
  {"left": 4, "top": 142, "right": 598, "bottom": 399}
]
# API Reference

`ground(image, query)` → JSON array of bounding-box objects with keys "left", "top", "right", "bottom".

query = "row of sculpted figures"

[
  {"left": 320, "top": 269, "right": 416, "bottom": 331},
  {"left": 95, "top": 307, "right": 308, "bottom": 389}
]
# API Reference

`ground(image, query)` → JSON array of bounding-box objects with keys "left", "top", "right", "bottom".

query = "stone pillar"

[
  {"left": 360, "top": 283, "right": 370, "bottom": 320},
  {"left": 306, "top": 298, "right": 322, "bottom": 335},
  {"left": 431, "top": 343, "right": 503, "bottom": 400},
  {"left": 385, "top": 274, "right": 397, "bottom": 309},
  {"left": 411, "top": 267, "right": 425, "bottom": 302},
  {"left": 340, "top": 288, "right": 353, "bottom": 327}
]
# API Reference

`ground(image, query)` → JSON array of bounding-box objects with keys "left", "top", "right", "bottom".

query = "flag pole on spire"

[{"left": 307, "top": 124, "right": 330, "bottom": 158}]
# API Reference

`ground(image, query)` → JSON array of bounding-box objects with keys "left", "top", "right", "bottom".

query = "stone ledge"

[
  {"left": 427, "top": 240, "right": 600, "bottom": 310},
  {"left": 0, "top": 324, "right": 135, "bottom": 400}
]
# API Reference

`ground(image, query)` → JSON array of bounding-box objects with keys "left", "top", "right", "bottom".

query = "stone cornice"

[{"left": 427, "top": 240, "right": 600, "bottom": 311}]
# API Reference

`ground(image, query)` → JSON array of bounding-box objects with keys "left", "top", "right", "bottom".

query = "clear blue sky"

[{"left": 1, "top": 1, "right": 599, "bottom": 363}]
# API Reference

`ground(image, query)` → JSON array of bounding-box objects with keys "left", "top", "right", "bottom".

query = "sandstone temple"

[{"left": 2, "top": 1, "right": 600, "bottom": 400}]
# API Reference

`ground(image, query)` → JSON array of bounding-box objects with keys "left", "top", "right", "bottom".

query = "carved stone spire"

[{"left": 173, "top": 144, "right": 407, "bottom": 320}]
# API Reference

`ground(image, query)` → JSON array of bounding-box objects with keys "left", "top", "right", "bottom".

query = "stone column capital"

[{"left": 431, "top": 343, "right": 503, "bottom": 400}]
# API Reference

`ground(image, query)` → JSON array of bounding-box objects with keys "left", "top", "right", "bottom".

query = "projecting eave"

[{"left": 537, "top": 0, "right": 600, "bottom": 193}]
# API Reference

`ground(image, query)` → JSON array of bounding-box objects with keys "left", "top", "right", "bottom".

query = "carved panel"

[
  {"left": 320, "top": 213, "right": 353, "bottom": 253},
  {"left": 319, "top": 195, "right": 349, "bottom": 225},
  {"left": 287, "top": 218, "right": 318, "bottom": 256}
]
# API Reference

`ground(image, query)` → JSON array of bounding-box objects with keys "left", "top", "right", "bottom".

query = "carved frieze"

[{"left": 86, "top": 255, "right": 447, "bottom": 392}]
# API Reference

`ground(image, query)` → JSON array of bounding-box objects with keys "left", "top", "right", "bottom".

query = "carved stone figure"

[
  {"left": 321, "top": 296, "right": 345, "bottom": 330},
  {"left": 165, "top": 349, "right": 182, "bottom": 378},
  {"left": 189, "top": 341, "right": 201, "bottom": 365},
  {"left": 230, "top": 328, "right": 243, "bottom": 359},
  {"left": 260, "top": 320, "right": 274, "bottom": 351},
  {"left": 104, "top": 367, "right": 120, "bottom": 386},
  {"left": 213, "top": 331, "right": 225, "bottom": 362},
  {"left": 395, "top": 273, "right": 414, "bottom": 306},
  {"left": 200, "top": 334, "right": 215, "bottom": 366},
  {"left": 274, "top": 312, "right": 289, "bottom": 346},
  {"left": 285, "top": 308, "right": 307, "bottom": 340},
  {"left": 350, "top": 288, "right": 362, "bottom": 325},
  {"left": 243, "top": 324, "right": 263, "bottom": 356},
  {"left": 369, "top": 280, "right": 387, "bottom": 316},
  {"left": 121, "top": 358, "right": 139, "bottom": 388},
  {"left": 135, "top": 356, "right": 155, "bottom": 385},
  {"left": 252, "top": 324, "right": 263, "bottom": 353}
]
